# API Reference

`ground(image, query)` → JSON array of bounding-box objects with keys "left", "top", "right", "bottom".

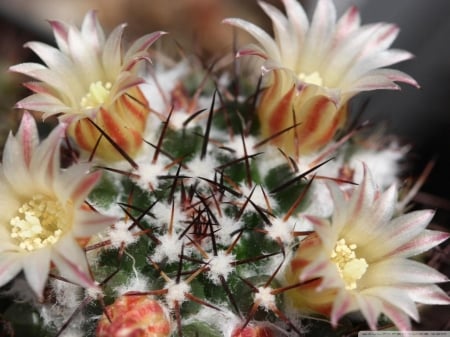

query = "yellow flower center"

[
  {"left": 298, "top": 71, "right": 323, "bottom": 86},
  {"left": 10, "top": 194, "right": 69, "bottom": 251},
  {"left": 330, "top": 238, "right": 368, "bottom": 290},
  {"left": 80, "top": 81, "right": 112, "bottom": 109}
]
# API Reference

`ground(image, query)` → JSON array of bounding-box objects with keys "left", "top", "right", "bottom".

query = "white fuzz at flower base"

[
  {"left": 285, "top": 164, "right": 450, "bottom": 331},
  {"left": 224, "top": 0, "right": 418, "bottom": 156},
  {"left": 0, "top": 112, "right": 115, "bottom": 299}
]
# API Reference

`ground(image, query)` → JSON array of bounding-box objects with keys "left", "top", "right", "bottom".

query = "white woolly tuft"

[
  {"left": 152, "top": 233, "right": 185, "bottom": 263},
  {"left": 265, "top": 217, "right": 298, "bottom": 245},
  {"left": 134, "top": 161, "right": 167, "bottom": 190},
  {"left": 165, "top": 280, "right": 190, "bottom": 308},
  {"left": 108, "top": 220, "right": 138, "bottom": 248},
  {"left": 254, "top": 286, "right": 276, "bottom": 311},
  {"left": 114, "top": 273, "right": 150, "bottom": 296},
  {"left": 207, "top": 251, "right": 235, "bottom": 284},
  {"left": 215, "top": 215, "right": 243, "bottom": 246}
]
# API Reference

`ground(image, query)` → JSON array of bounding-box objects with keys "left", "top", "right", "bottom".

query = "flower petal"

[
  {"left": 354, "top": 293, "right": 382, "bottom": 330},
  {"left": 386, "top": 229, "right": 450, "bottom": 258},
  {"left": 362, "top": 286, "right": 419, "bottom": 321},
  {"left": 52, "top": 235, "right": 96, "bottom": 289},
  {"left": 401, "top": 284, "right": 450, "bottom": 305},
  {"left": 223, "top": 18, "right": 281, "bottom": 61},
  {"left": 73, "top": 209, "right": 116, "bottom": 237},
  {"left": 360, "top": 258, "right": 448, "bottom": 288},
  {"left": 381, "top": 301, "right": 412, "bottom": 332},
  {"left": 81, "top": 10, "right": 105, "bottom": 52},
  {"left": 0, "top": 253, "right": 23, "bottom": 288},
  {"left": 330, "top": 290, "right": 353, "bottom": 327},
  {"left": 23, "top": 247, "right": 51, "bottom": 299}
]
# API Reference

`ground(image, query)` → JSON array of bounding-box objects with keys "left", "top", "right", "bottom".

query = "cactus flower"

[
  {"left": 96, "top": 294, "right": 171, "bottom": 337},
  {"left": 285, "top": 164, "right": 450, "bottom": 331},
  {"left": 0, "top": 112, "right": 115, "bottom": 299},
  {"left": 10, "top": 11, "right": 165, "bottom": 162},
  {"left": 224, "top": 0, "right": 418, "bottom": 156}
]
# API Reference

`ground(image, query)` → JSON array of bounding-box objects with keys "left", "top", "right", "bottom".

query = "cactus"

[{"left": 1, "top": 1, "right": 449, "bottom": 337}]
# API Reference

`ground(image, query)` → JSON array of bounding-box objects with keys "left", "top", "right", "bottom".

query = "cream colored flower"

[
  {"left": 10, "top": 11, "right": 165, "bottom": 162},
  {"left": 224, "top": 0, "right": 418, "bottom": 156},
  {"left": 0, "top": 112, "right": 115, "bottom": 298},
  {"left": 285, "top": 164, "right": 450, "bottom": 331}
]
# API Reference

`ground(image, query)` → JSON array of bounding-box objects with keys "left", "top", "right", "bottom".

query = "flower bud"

[
  {"left": 231, "top": 325, "right": 273, "bottom": 337},
  {"left": 96, "top": 294, "right": 171, "bottom": 337}
]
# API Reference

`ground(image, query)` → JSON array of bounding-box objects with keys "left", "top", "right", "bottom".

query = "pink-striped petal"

[
  {"left": 334, "top": 6, "right": 360, "bottom": 41},
  {"left": 330, "top": 290, "right": 353, "bottom": 327},
  {"left": 102, "top": 23, "right": 126, "bottom": 74},
  {"left": 48, "top": 20, "right": 70, "bottom": 54},
  {"left": 14, "top": 94, "right": 70, "bottom": 117},
  {"left": 354, "top": 294, "right": 382, "bottom": 330},
  {"left": 73, "top": 209, "right": 116, "bottom": 237},
  {"left": 223, "top": 18, "right": 281, "bottom": 61},
  {"left": 363, "top": 286, "right": 419, "bottom": 321},
  {"left": 52, "top": 235, "right": 96, "bottom": 289},
  {"left": 81, "top": 10, "right": 105, "bottom": 52},
  {"left": 23, "top": 247, "right": 51, "bottom": 299},
  {"left": 381, "top": 301, "right": 412, "bottom": 332},
  {"left": 124, "top": 31, "right": 167, "bottom": 63},
  {"left": 282, "top": 0, "right": 309, "bottom": 40},
  {"left": 386, "top": 229, "right": 450, "bottom": 259},
  {"left": 0, "top": 253, "right": 23, "bottom": 288},
  {"left": 401, "top": 284, "right": 450, "bottom": 305},
  {"left": 360, "top": 258, "right": 448, "bottom": 288}
]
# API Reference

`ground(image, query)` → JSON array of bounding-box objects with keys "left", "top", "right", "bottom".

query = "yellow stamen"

[
  {"left": 80, "top": 81, "right": 112, "bottom": 109},
  {"left": 298, "top": 71, "right": 323, "bottom": 86},
  {"left": 10, "top": 194, "right": 69, "bottom": 251},
  {"left": 331, "top": 238, "right": 368, "bottom": 290}
]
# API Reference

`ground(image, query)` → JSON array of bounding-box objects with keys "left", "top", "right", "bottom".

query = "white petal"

[
  {"left": 334, "top": 6, "right": 360, "bottom": 41},
  {"left": 73, "top": 209, "right": 116, "bottom": 237},
  {"left": 102, "top": 23, "right": 126, "bottom": 75},
  {"left": 401, "top": 284, "right": 450, "bottom": 305},
  {"left": 2, "top": 132, "right": 34, "bottom": 195},
  {"left": 366, "top": 210, "right": 435, "bottom": 261},
  {"left": 381, "top": 301, "right": 412, "bottom": 331},
  {"left": 386, "top": 229, "right": 450, "bottom": 258},
  {"left": 14, "top": 94, "right": 71, "bottom": 117},
  {"left": 354, "top": 293, "right": 382, "bottom": 330},
  {"left": 362, "top": 286, "right": 419, "bottom": 321},
  {"left": 223, "top": 18, "right": 281, "bottom": 61},
  {"left": 123, "top": 31, "right": 166, "bottom": 64},
  {"left": 302, "top": 0, "right": 336, "bottom": 69},
  {"left": 81, "top": 10, "right": 105, "bottom": 51},
  {"left": 23, "top": 247, "right": 51, "bottom": 299},
  {"left": 331, "top": 290, "right": 354, "bottom": 326},
  {"left": 282, "top": 0, "right": 309, "bottom": 39},
  {"left": 0, "top": 253, "right": 23, "bottom": 288},
  {"left": 360, "top": 258, "right": 448, "bottom": 288},
  {"left": 346, "top": 183, "right": 397, "bottom": 246},
  {"left": 52, "top": 235, "right": 95, "bottom": 289},
  {"left": 67, "top": 27, "right": 102, "bottom": 84},
  {"left": 10, "top": 63, "right": 73, "bottom": 96},
  {"left": 259, "top": 1, "right": 296, "bottom": 68},
  {"left": 56, "top": 165, "right": 97, "bottom": 205},
  {"left": 30, "top": 123, "right": 65, "bottom": 191},
  {"left": 24, "top": 42, "right": 84, "bottom": 103},
  {"left": 49, "top": 20, "right": 70, "bottom": 54}
]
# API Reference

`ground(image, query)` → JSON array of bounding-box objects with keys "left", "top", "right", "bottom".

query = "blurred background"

[{"left": 0, "top": 0, "right": 449, "bottom": 329}]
